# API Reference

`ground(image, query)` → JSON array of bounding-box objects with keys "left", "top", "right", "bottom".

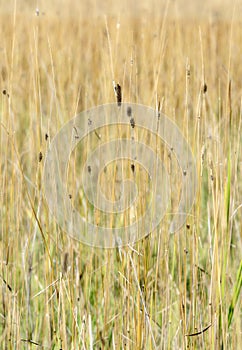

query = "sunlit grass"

[{"left": 0, "top": 1, "right": 241, "bottom": 349}]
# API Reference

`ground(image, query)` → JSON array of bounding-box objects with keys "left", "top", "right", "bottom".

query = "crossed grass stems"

[{"left": 0, "top": 4, "right": 241, "bottom": 349}]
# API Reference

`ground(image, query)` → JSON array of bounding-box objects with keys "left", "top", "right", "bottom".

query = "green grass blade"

[{"left": 228, "top": 260, "right": 242, "bottom": 328}]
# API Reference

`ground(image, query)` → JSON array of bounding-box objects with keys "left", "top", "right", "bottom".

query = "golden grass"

[{"left": 0, "top": 1, "right": 241, "bottom": 349}]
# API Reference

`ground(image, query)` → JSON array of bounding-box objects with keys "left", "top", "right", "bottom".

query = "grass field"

[{"left": 0, "top": 1, "right": 241, "bottom": 349}]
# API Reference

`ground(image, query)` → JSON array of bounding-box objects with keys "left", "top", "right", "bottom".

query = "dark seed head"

[
  {"left": 127, "top": 106, "right": 132, "bottom": 117},
  {"left": 115, "top": 83, "right": 122, "bottom": 106},
  {"left": 39, "top": 152, "right": 43, "bottom": 162},
  {"left": 130, "top": 117, "right": 135, "bottom": 128}
]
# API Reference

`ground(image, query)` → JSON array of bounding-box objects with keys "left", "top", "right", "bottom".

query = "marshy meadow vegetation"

[{"left": 0, "top": 1, "right": 241, "bottom": 349}]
